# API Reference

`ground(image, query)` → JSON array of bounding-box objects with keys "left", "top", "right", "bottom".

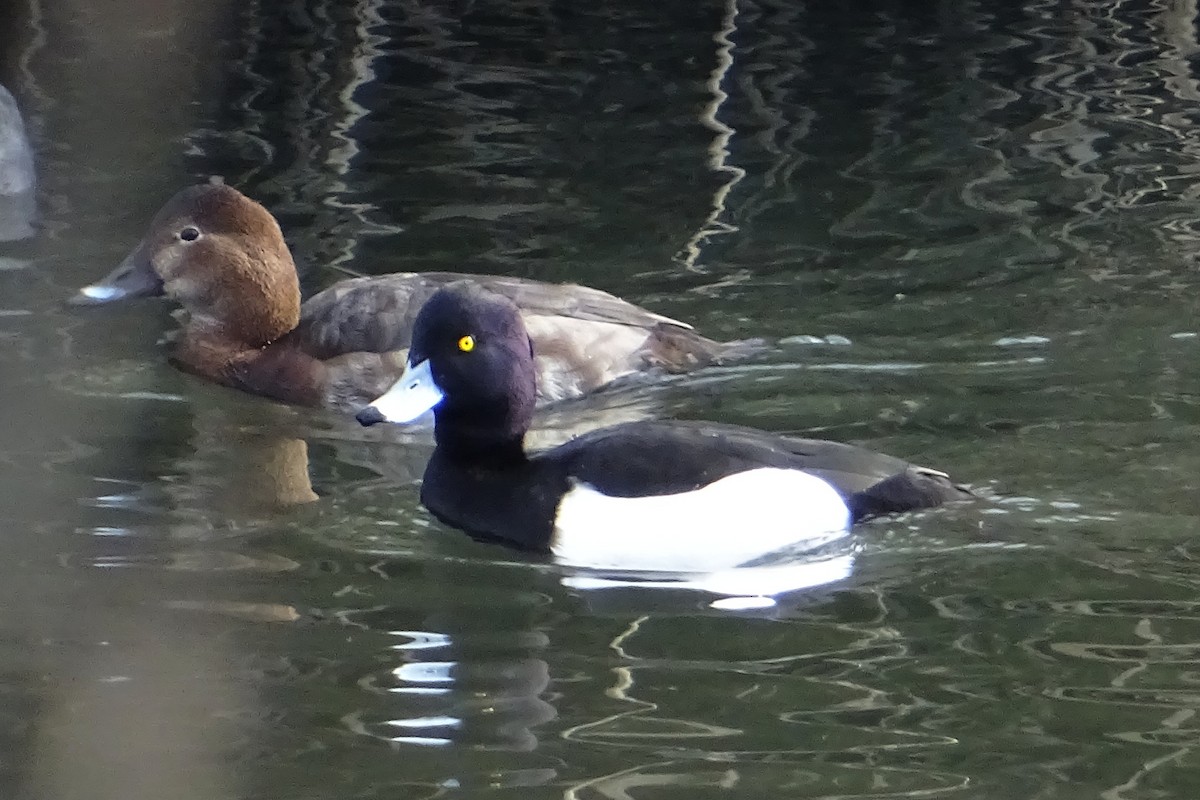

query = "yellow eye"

[{"left": 457, "top": 335, "right": 475, "bottom": 353}]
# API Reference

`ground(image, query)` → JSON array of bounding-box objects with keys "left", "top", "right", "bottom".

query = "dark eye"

[{"left": 179, "top": 226, "right": 200, "bottom": 242}]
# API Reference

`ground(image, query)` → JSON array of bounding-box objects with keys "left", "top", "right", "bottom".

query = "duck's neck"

[
  {"left": 421, "top": 441, "right": 555, "bottom": 552},
  {"left": 433, "top": 408, "right": 530, "bottom": 468},
  {"left": 172, "top": 326, "right": 325, "bottom": 407}
]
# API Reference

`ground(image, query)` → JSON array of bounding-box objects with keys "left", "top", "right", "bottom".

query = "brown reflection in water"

[{"left": 183, "top": 415, "right": 320, "bottom": 517}]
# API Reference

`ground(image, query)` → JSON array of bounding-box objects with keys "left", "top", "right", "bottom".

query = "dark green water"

[{"left": 3, "top": 0, "right": 1200, "bottom": 797}]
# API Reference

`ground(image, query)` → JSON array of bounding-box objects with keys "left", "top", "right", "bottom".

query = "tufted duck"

[{"left": 356, "top": 282, "right": 973, "bottom": 572}]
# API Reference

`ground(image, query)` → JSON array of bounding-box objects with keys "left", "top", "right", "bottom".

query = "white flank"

[
  {"left": 365, "top": 359, "right": 444, "bottom": 423},
  {"left": 551, "top": 467, "right": 850, "bottom": 573}
]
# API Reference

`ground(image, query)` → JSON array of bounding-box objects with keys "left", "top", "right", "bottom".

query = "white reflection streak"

[
  {"left": 328, "top": 0, "right": 384, "bottom": 174},
  {"left": 564, "top": 762, "right": 739, "bottom": 800},
  {"left": 393, "top": 661, "right": 456, "bottom": 683},
  {"left": 1159, "top": 0, "right": 1200, "bottom": 102},
  {"left": 1100, "top": 746, "right": 1190, "bottom": 800},
  {"left": 388, "top": 633, "right": 454, "bottom": 692},
  {"left": 562, "top": 554, "right": 856, "bottom": 604},
  {"left": 385, "top": 715, "right": 462, "bottom": 730},
  {"left": 390, "top": 630, "right": 453, "bottom": 650},
  {"left": 1098, "top": 8, "right": 1200, "bottom": 795},
  {"left": 18, "top": 0, "right": 47, "bottom": 110},
  {"left": 559, "top": 617, "right": 652, "bottom": 747},
  {"left": 387, "top": 736, "right": 454, "bottom": 747},
  {"left": 678, "top": 0, "right": 746, "bottom": 271},
  {"left": 1101, "top": 614, "right": 1192, "bottom": 800},
  {"left": 324, "top": 0, "right": 398, "bottom": 270}
]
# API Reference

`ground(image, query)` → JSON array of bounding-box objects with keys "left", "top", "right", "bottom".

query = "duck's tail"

[
  {"left": 848, "top": 466, "right": 976, "bottom": 522},
  {"left": 641, "top": 323, "right": 770, "bottom": 372}
]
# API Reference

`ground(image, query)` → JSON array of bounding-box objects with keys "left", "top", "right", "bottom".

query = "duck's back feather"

[
  {"left": 547, "top": 420, "right": 972, "bottom": 522},
  {"left": 296, "top": 273, "right": 748, "bottom": 403},
  {"left": 296, "top": 272, "right": 691, "bottom": 358}
]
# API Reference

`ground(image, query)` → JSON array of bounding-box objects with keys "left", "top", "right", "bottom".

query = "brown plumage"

[{"left": 72, "top": 183, "right": 754, "bottom": 413}]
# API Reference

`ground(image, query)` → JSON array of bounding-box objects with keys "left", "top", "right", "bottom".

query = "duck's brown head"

[{"left": 72, "top": 182, "right": 301, "bottom": 346}]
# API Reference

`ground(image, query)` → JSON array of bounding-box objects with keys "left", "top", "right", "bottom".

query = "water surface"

[{"left": 3, "top": 1, "right": 1200, "bottom": 798}]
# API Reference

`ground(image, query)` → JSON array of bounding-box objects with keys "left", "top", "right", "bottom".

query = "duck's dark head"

[{"left": 356, "top": 281, "right": 537, "bottom": 454}]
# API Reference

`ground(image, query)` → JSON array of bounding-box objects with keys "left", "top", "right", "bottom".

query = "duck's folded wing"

[
  {"left": 556, "top": 420, "right": 973, "bottom": 520},
  {"left": 844, "top": 465, "right": 972, "bottom": 521},
  {"left": 440, "top": 273, "right": 691, "bottom": 330},
  {"left": 296, "top": 272, "right": 693, "bottom": 359},
  {"left": 714, "top": 427, "right": 975, "bottom": 518},
  {"left": 294, "top": 274, "right": 432, "bottom": 358}
]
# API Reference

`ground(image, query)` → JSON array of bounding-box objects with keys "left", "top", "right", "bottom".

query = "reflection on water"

[
  {"left": 0, "top": 83, "right": 34, "bottom": 242},
  {"left": 6, "top": 0, "right": 1200, "bottom": 798},
  {"left": 563, "top": 548, "right": 857, "bottom": 610}
]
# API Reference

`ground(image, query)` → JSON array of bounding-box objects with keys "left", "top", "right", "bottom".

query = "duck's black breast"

[{"left": 419, "top": 452, "right": 569, "bottom": 553}]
